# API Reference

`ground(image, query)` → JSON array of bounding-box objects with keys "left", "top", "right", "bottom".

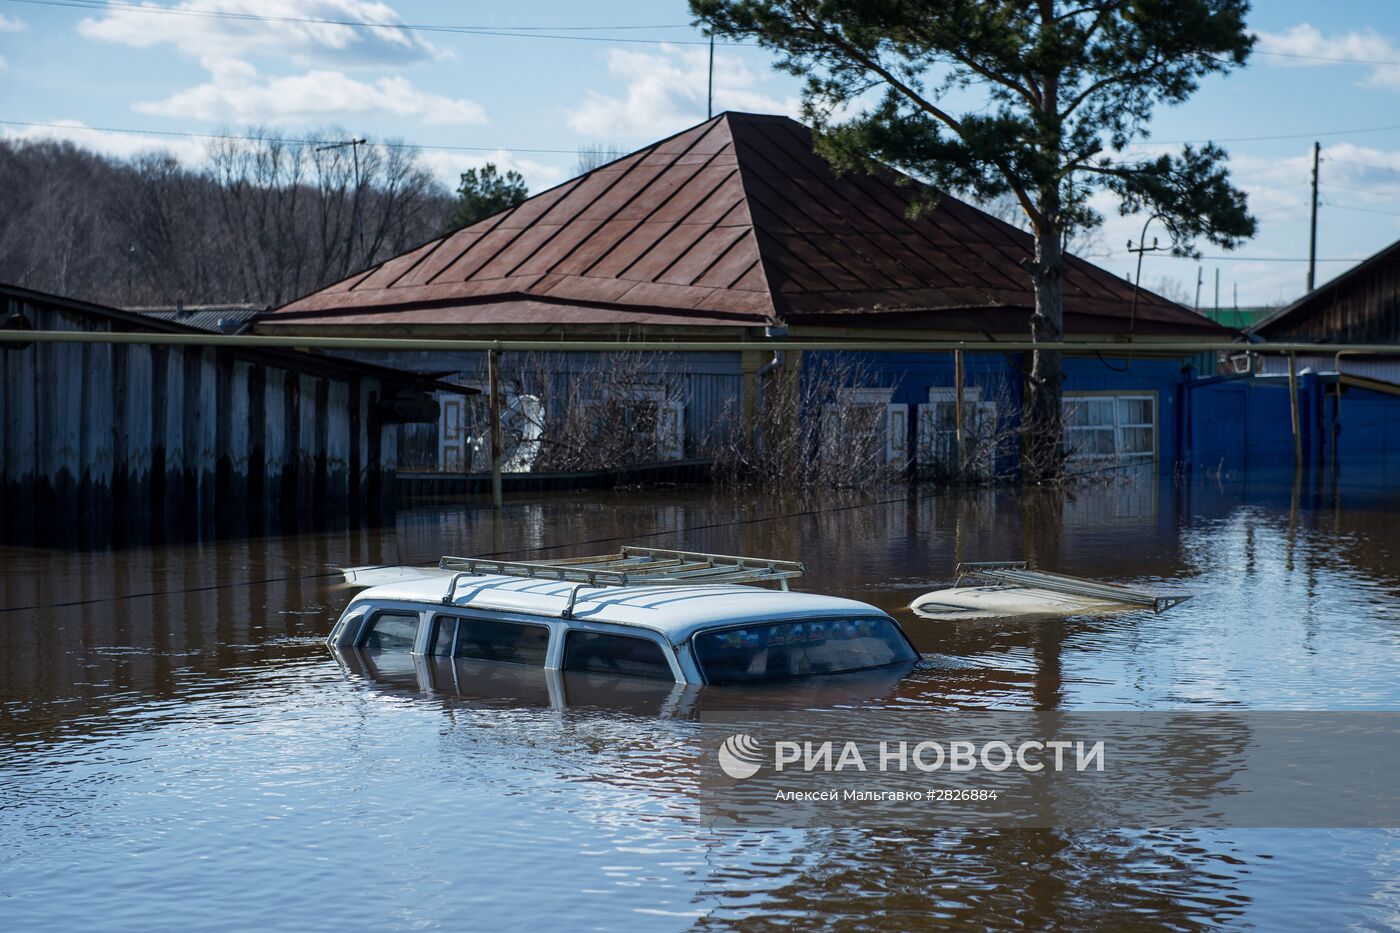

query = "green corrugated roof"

[{"left": 1194, "top": 306, "right": 1279, "bottom": 330}]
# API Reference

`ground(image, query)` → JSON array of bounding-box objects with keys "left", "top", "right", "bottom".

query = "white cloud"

[
  {"left": 0, "top": 53, "right": 6, "bottom": 71},
  {"left": 133, "top": 59, "right": 486, "bottom": 125},
  {"left": 1255, "top": 24, "right": 1400, "bottom": 88},
  {"left": 76, "top": 0, "right": 435, "bottom": 69},
  {"left": 77, "top": 2, "right": 479, "bottom": 130},
  {"left": 566, "top": 44, "right": 798, "bottom": 139},
  {"left": 416, "top": 148, "right": 568, "bottom": 197},
  {"left": 0, "top": 13, "right": 25, "bottom": 31}
]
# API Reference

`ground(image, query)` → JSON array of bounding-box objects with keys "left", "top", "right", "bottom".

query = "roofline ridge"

[
  {"left": 724, "top": 113, "right": 790, "bottom": 326},
  {"left": 1249, "top": 236, "right": 1400, "bottom": 335},
  {"left": 258, "top": 288, "right": 775, "bottom": 324}
]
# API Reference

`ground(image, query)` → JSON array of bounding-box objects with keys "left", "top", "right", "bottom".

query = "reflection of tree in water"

[
  {"left": 688, "top": 827, "right": 1253, "bottom": 930},
  {"left": 1021, "top": 489, "right": 1066, "bottom": 711}
]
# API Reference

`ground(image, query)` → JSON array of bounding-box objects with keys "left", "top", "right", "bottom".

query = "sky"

[{"left": 5, "top": 0, "right": 1400, "bottom": 308}]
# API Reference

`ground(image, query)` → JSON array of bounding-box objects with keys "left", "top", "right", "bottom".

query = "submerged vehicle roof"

[{"left": 350, "top": 573, "right": 888, "bottom": 644}]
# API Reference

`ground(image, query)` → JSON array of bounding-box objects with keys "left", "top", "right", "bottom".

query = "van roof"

[{"left": 350, "top": 574, "right": 887, "bottom": 644}]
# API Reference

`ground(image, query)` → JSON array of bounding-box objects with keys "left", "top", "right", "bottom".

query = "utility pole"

[
  {"left": 1194, "top": 265, "right": 1203, "bottom": 311},
  {"left": 1307, "top": 141, "right": 1320, "bottom": 292},
  {"left": 1214, "top": 268, "right": 1220, "bottom": 315},
  {"left": 707, "top": 33, "right": 715, "bottom": 118},
  {"left": 1126, "top": 214, "right": 1168, "bottom": 332},
  {"left": 316, "top": 138, "right": 368, "bottom": 271}
]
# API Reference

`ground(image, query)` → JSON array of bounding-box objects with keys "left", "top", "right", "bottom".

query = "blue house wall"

[
  {"left": 1183, "top": 373, "right": 1400, "bottom": 475},
  {"left": 342, "top": 344, "right": 1400, "bottom": 477},
  {"left": 1334, "top": 388, "right": 1400, "bottom": 464},
  {"left": 806, "top": 349, "right": 1400, "bottom": 477},
  {"left": 814, "top": 351, "right": 1191, "bottom": 471}
]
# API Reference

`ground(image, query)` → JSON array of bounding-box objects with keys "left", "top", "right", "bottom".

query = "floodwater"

[{"left": 2, "top": 470, "right": 1399, "bottom": 930}]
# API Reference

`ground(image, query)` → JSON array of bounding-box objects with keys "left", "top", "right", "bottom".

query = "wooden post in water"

[
  {"left": 954, "top": 349, "right": 966, "bottom": 479},
  {"left": 740, "top": 346, "right": 760, "bottom": 448},
  {"left": 488, "top": 348, "right": 502, "bottom": 509},
  {"left": 1287, "top": 352, "right": 1303, "bottom": 468}
]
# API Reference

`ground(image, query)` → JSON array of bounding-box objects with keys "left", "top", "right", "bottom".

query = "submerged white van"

[{"left": 328, "top": 547, "right": 918, "bottom": 685}]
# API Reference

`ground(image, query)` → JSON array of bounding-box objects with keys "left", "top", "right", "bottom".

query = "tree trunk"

[{"left": 1023, "top": 227, "right": 1065, "bottom": 482}]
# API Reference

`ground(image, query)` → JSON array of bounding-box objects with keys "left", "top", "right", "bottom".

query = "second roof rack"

[{"left": 953, "top": 561, "right": 1191, "bottom": 613}]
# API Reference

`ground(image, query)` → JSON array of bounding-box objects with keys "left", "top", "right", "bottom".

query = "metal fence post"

[
  {"left": 488, "top": 348, "right": 502, "bottom": 508},
  {"left": 954, "top": 349, "right": 966, "bottom": 479},
  {"left": 1287, "top": 352, "right": 1302, "bottom": 468}
]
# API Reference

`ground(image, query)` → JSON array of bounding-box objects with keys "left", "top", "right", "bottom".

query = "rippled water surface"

[{"left": 3, "top": 471, "right": 1399, "bottom": 930}]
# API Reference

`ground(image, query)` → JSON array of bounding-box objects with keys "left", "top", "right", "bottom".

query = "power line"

[
  {"left": 1327, "top": 158, "right": 1400, "bottom": 176},
  {"left": 1253, "top": 48, "right": 1400, "bottom": 67},
  {"left": 0, "top": 0, "right": 722, "bottom": 45},
  {"left": 1322, "top": 201, "right": 1400, "bottom": 219},
  {"left": 0, "top": 118, "right": 582, "bottom": 154},
  {"left": 13, "top": 3, "right": 1400, "bottom": 149},
  {"left": 1108, "top": 253, "right": 1366, "bottom": 263},
  {"left": 1321, "top": 181, "right": 1400, "bottom": 199},
  {"left": 11, "top": 116, "right": 1400, "bottom": 171},
  {"left": 1151, "top": 122, "right": 1400, "bottom": 145},
  {"left": 19, "top": 1, "right": 1400, "bottom": 64}
]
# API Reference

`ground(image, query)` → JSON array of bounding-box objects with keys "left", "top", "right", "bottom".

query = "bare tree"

[
  {"left": 575, "top": 144, "right": 627, "bottom": 175},
  {"left": 208, "top": 128, "right": 447, "bottom": 306},
  {"left": 914, "top": 380, "right": 1019, "bottom": 485},
  {"left": 0, "top": 130, "right": 453, "bottom": 308},
  {"left": 1150, "top": 274, "right": 1194, "bottom": 307},
  {"left": 974, "top": 192, "right": 1106, "bottom": 259},
  {"left": 483, "top": 352, "right": 689, "bottom": 473},
  {"left": 0, "top": 139, "right": 129, "bottom": 297},
  {"left": 707, "top": 355, "right": 902, "bottom": 491}
]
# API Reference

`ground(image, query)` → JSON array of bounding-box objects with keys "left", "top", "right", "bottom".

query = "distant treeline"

[{"left": 0, "top": 130, "right": 456, "bottom": 309}]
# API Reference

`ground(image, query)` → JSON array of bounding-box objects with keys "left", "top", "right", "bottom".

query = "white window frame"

[
  {"left": 1062, "top": 392, "right": 1157, "bottom": 462},
  {"left": 917, "top": 386, "right": 999, "bottom": 476},
  {"left": 583, "top": 385, "right": 685, "bottom": 462},
  {"left": 825, "top": 387, "right": 908, "bottom": 465}
]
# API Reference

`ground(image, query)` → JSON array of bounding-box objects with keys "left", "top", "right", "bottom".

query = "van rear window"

[
  {"left": 693, "top": 617, "right": 916, "bottom": 684},
  {"left": 562, "top": 631, "right": 673, "bottom": 681}
]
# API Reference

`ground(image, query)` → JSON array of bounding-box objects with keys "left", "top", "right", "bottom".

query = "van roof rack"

[
  {"left": 953, "top": 561, "right": 1191, "bottom": 613},
  {"left": 438, "top": 545, "right": 805, "bottom": 591}
]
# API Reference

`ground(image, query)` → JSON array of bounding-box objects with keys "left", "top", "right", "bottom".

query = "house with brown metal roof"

[
  {"left": 255, "top": 112, "right": 1232, "bottom": 477},
  {"left": 259, "top": 111, "right": 1220, "bottom": 341}
]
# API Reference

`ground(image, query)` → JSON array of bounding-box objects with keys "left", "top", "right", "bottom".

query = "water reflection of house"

[{"left": 254, "top": 112, "right": 1232, "bottom": 477}]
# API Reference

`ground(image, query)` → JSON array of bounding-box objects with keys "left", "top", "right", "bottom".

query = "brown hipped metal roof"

[{"left": 260, "top": 112, "right": 1225, "bottom": 337}]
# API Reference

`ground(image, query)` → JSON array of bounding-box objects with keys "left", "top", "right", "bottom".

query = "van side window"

[
  {"left": 360, "top": 611, "right": 419, "bottom": 650},
  {"left": 562, "top": 631, "right": 673, "bottom": 681},
  {"left": 430, "top": 615, "right": 550, "bottom": 666}
]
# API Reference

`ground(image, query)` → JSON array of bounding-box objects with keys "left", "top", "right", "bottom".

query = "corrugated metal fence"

[{"left": 1, "top": 298, "right": 400, "bottom": 544}]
